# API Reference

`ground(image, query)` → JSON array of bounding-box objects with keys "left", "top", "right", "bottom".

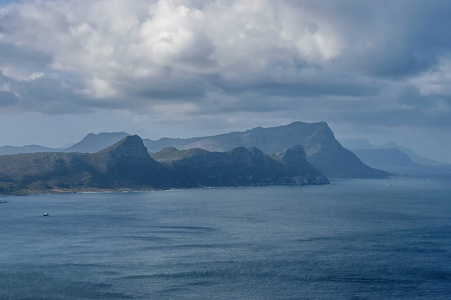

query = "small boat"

[{"left": 43, "top": 212, "right": 49, "bottom": 216}]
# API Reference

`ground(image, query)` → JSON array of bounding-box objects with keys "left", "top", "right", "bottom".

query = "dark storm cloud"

[{"left": 318, "top": 0, "right": 451, "bottom": 78}]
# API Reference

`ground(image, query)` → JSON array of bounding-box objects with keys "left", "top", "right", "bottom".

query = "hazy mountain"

[
  {"left": 0, "top": 132, "right": 130, "bottom": 156},
  {"left": 0, "top": 145, "right": 62, "bottom": 156},
  {"left": 152, "top": 145, "right": 328, "bottom": 187},
  {"left": 339, "top": 138, "right": 446, "bottom": 166},
  {"left": 60, "top": 142, "right": 76, "bottom": 149},
  {"left": 0, "top": 136, "right": 328, "bottom": 195},
  {"left": 338, "top": 138, "right": 376, "bottom": 150},
  {"left": 379, "top": 142, "right": 447, "bottom": 166},
  {"left": 147, "top": 122, "right": 389, "bottom": 179},
  {"left": 65, "top": 132, "right": 130, "bottom": 153},
  {"left": 353, "top": 148, "right": 418, "bottom": 169},
  {"left": 0, "top": 122, "right": 390, "bottom": 178}
]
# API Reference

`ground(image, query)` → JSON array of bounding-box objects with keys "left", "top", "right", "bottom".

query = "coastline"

[
  {"left": 0, "top": 187, "right": 164, "bottom": 197},
  {"left": 0, "top": 180, "right": 333, "bottom": 197}
]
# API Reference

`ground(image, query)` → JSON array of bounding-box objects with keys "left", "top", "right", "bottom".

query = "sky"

[{"left": 0, "top": 0, "right": 450, "bottom": 162}]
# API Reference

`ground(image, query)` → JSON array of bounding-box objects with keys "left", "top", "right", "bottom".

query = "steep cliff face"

[
  {"left": 147, "top": 122, "right": 389, "bottom": 178},
  {"left": 298, "top": 125, "right": 389, "bottom": 178},
  {"left": 272, "top": 145, "right": 328, "bottom": 184},
  {"left": 274, "top": 145, "right": 308, "bottom": 165},
  {"left": 89, "top": 135, "right": 168, "bottom": 186},
  {"left": 66, "top": 132, "right": 130, "bottom": 153},
  {"left": 91, "top": 135, "right": 156, "bottom": 169},
  {"left": 272, "top": 145, "right": 329, "bottom": 184}
]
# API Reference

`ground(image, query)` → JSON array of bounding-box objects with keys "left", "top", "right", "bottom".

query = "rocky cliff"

[
  {"left": 145, "top": 122, "right": 389, "bottom": 179},
  {"left": 89, "top": 135, "right": 168, "bottom": 186}
]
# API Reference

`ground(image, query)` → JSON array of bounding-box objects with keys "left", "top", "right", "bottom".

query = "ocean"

[{"left": 1, "top": 168, "right": 451, "bottom": 299}]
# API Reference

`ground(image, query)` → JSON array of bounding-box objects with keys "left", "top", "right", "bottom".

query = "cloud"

[
  {"left": 0, "top": 1, "right": 343, "bottom": 106},
  {"left": 0, "top": 0, "right": 450, "bottom": 132},
  {"left": 0, "top": 90, "right": 17, "bottom": 106},
  {"left": 410, "top": 57, "right": 451, "bottom": 100}
]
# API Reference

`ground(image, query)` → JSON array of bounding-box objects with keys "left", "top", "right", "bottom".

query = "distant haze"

[{"left": 0, "top": 1, "right": 450, "bottom": 163}]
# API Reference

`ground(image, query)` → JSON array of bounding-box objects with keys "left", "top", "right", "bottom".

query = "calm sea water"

[{"left": 1, "top": 169, "right": 451, "bottom": 299}]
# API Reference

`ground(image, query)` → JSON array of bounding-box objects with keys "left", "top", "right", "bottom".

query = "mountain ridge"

[
  {"left": 152, "top": 144, "right": 328, "bottom": 187},
  {"left": 0, "top": 122, "right": 390, "bottom": 179},
  {"left": 66, "top": 132, "right": 131, "bottom": 153},
  {"left": 145, "top": 121, "right": 388, "bottom": 179},
  {"left": 0, "top": 136, "right": 329, "bottom": 195},
  {"left": 353, "top": 148, "right": 418, "bottom": 169},
  {"left": 339, "top": 138, "right": 447, "bottom": 166}
]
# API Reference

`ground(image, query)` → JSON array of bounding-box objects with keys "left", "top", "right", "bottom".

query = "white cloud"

[
  {"left": 0, "top": 0, "right": 450, "bottom": 136},
  {"left": 411, "top": 57, "right": 451, "bottom": 97},
  {"left": 0, "top": 0, "right": 344, "bottom": 108}
]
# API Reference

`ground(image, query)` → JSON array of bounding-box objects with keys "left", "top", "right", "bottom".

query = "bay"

[{"left": 1, "top": 172, "right": 451, "bottom": 299}]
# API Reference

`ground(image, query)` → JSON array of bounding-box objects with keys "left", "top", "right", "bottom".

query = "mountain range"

[
  {"left": 148, "top": 122, "right": 389, "bottom": 179},
  {"left": 0, "top": 122, "right": 391, "bottom": 181},
  {"left": 339, "top": 138, "right": 447, "bottom": 167},
  {"left": 0, "top": 132, "right": 131, "bottom": 155},
  {"left": 0, "top": 135, "right": 329, "bottom": 195},
  {"left": 352, "top": 148, "right": 418, "bottom": 169}
]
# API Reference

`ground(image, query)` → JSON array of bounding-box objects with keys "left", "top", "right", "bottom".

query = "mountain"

[
  {"left": 353, "top": 148, "right": 418, "bottom": 169},
  {"left": 0, "top": 151, "right": 104, "bottom": 193},
  {"left": 0, "top": 122, "right": 390, "bottom": 178},
  {"left": 0, "top": 132, "right": 131, "bottom": 156},
  {"left": 379, "top": 142, "right": 447, "bottom": 166},
  {"left": 0, "top": 136, "right": 328, "bottom": 195},
  {"left": 339, "top": 138, "right": 446, "bottom": 166},
  {"left": 272, "top": 145, "right": 329, "bottom": 183},
  {"left": 0, "top": 145, "right": 62, "bottom": 156},
  {"left": 65, "top": 132, "right": 130, "bottom": 153},
  {"left": 88, "top": 135, "right": 168, "bottom": 186},
  {"left": 146, "top": 122, "right": 389, "bottom": 179},
  {"left": 151, "top": 145, "right": 328, "bottom": 187},
  {"left": 0, "top": 135, "right": 167, "bottom": 194},
  {"left": 338, "top": 138, "right": 375, "bottom": 150}
]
